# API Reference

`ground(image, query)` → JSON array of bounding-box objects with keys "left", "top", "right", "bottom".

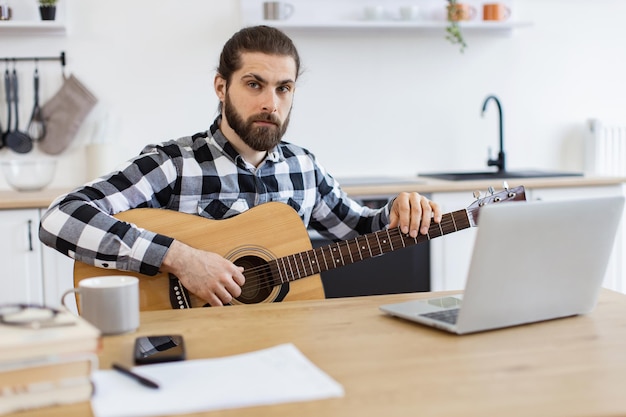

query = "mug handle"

[
  {"left": 284, "top": 3, "right": 295, "bottom": 19},
  {"left": 468, "top": 5, "right": 477, "bottom": 20},
  {"left": 503, "top": 6, "right": 511, "bottom": 20},
  {"left": 61, "top": 288, "right": 80, "bottom": 314}
]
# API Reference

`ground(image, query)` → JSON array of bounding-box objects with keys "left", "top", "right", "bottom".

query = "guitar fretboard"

[{"left": 270, "top": 209, "right": 470, "bottom": 283}]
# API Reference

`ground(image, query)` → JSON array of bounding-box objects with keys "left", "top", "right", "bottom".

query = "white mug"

[
  {"left": 399, "top": 5, "right": 420, "bottom": 20},
  {"left": 0, "top": 4, "right": 11, "bottom": 21},
  {"left": 62, "top": 276, "right": 140, "bottom": 335},
  {"left": 263, "top": 1, "right": 295, "bottom": 20},
  {"left": 364, "top": 5, "right": 386, "bottom": 20}
]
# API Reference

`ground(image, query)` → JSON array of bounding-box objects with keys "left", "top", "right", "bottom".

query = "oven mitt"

[{"left": 39, "top": 74, "right": 98, "bottom": 155}]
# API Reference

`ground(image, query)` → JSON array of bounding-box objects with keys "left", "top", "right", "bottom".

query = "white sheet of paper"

[{"left": 91, "top": 343, "right": 344, "bottom": 417}]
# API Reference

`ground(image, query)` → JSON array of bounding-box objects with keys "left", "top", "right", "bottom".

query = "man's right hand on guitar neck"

[{"left": 161, "top": 240, "right": 246, "bottom": 306}]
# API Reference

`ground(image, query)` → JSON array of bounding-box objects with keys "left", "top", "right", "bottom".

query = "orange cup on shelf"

[
  {"left": 483, "top": 3, "right": 511, "bottom": 21},
  {"left": 447, "top": 3, "right": 477, "bottom": 21}
]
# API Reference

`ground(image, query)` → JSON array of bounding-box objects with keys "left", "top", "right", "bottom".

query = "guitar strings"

[
  {"left": 229, "top": 212, "right": 466, "bottom": 294},
  {"left": 236, "top": 213, "right": 464, "bottom": 293},
  {"left": 195, "top": 189, "right": 521, "bottom": 298}
]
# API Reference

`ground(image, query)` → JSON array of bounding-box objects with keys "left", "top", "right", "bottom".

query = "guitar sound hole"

[{"left": 235, "top": 255, "right": 279, "bottom": 304}]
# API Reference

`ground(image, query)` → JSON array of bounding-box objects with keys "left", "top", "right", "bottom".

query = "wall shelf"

[
  {"left": 240, "top": 0, "right": 530, "bottom": 36},
  {"left": 244, "top": 20, "right": 532, "bottom": 35},
  {"left": 0, "top": 20, "right": 66, "bottom": 35}
]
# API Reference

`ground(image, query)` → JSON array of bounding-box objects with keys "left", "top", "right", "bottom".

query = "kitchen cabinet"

[
  {"left": 40, "top": 216, "right": 76, "bottom": 311},
  {"left": 0, "top": 208, "right": 75, "bottom": 309},
  {"left": 240, "top": 0, "right": 530, "bottom": 34},
  {"left": 429, "top": 190, "right": 478, "bottom": 292},
  {"left": 0, "top": 209, "right": 44, "bottom": 305},
  {"left": 430, "top": 184, "right": 626, "bottom": 292}
]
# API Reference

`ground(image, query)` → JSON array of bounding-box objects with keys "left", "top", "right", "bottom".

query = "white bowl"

[{"left": 1, "top": 159, "right": 57, "bottom": 192}]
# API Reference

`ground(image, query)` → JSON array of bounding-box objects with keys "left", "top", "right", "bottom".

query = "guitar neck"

[{"left": 271, "top": 209, "right": 470, "bottom": 283}]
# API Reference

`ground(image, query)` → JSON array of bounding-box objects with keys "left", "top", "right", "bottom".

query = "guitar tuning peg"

[
  {"left": 501, "top": 181, "right": 517, "bottom": 198},
  {"left": 473, "top": 190, "right": 481, "bottom": 200},
  {"left": 488, "top": 186, "right": 495, "bottom": 195}
]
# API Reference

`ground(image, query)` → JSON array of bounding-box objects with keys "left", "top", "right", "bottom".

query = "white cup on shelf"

[
  {"left": 263, "top": 1, "right": 295, "bottom": 20},
  {"left": 399, "top": 5, "right": 420, "bottom": 21},
  {"left": 363, "top": 5, "right": 386, "bottom": 20}
]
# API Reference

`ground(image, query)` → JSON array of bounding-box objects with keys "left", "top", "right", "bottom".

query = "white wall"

[{"left": 1, "top": 0, "right": 626, "bottom": 190}]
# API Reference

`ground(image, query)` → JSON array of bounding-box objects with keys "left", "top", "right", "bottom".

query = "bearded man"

[{"left": 40, "top": 26, "right": 441, "bottom": 307}]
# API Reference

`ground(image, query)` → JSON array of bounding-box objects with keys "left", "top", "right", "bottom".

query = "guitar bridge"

[{"left": 169, "top": 273, "right": 193, "bottom": 309}]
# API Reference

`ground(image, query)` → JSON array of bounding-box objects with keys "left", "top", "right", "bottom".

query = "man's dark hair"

[{"left": 217, "top": 25, "right": 301, "bottom": 86}]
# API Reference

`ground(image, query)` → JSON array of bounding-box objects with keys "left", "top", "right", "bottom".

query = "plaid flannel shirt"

[{"left": 39, "top": 117, "right": 392, "bottom": 276}]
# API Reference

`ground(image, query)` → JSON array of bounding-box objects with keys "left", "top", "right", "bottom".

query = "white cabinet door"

[
  {"left": 0, "top": 209, "right": 44, "bottom": 305},
  {"left": 41, "top": 242, "right": 76, "bottom": 311},
  {"left": 37, "top": 210, "right": 77, "bottom": 311},
  {"left": 430, "top": 191, "right": 480, "bottom": 291},
  {"left": 528, "top": 184, "right": 626, "bottom": 293}
]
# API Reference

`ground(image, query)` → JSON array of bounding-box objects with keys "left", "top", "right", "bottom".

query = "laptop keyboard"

[{"left": 421, "top": 308, "right": 460, "bottom": 324}]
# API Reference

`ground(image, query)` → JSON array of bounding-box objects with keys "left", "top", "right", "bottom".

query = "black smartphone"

[{"left": 133, "top": 335, "right": 186, "bottom": 365}]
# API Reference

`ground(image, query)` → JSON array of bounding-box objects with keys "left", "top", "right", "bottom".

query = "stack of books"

[{"left": 0, "top": 307, "right": 101, "bottom": 415}]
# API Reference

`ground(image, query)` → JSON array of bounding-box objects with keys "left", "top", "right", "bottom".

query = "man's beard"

[{"left": 223, "top": 94, "right": 291, "bottom": 152}]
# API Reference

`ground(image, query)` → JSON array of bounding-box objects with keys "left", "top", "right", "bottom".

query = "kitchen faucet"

[{"left": 482, "top": 95, "right": 506, "bottom": 173}]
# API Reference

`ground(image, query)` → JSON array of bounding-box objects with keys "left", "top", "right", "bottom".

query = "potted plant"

[
  {"left": 38, "top": 0, "right": 57, "bottom": 21},
  {"left": 445, "top": 0, "right": 467, "bottom": 52}
]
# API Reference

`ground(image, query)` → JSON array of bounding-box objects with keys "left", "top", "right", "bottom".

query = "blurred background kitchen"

[{"left": 0, "top": 0, "right": 625, "bottom": 190}]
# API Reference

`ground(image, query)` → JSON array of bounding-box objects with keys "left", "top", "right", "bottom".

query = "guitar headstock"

[{"left": 466, "top": 185, "right": 526, "bottom": 227}]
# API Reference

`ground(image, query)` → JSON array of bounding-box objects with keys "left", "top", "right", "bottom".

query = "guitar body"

[{"left": 74, "top": 202, "right": 325, "bottom": 311}]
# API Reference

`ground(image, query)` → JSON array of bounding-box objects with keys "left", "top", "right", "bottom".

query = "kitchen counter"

[
  {"left": 1, "top": 175, "right": 625, "bottom": 210},
  {"left": 339, "top": 175, "right": 626, "bottom": 197},
  {"left": 0, "top": 188, "right": 71, "bottom": 210}
]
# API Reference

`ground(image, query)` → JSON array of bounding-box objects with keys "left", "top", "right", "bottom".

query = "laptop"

[{"left": 380, "top": 195, "right": 625, "bottom": 334}]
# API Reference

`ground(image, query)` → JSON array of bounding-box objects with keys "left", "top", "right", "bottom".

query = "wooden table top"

[{"left": 20, "top": 289, "right": 626, "bottom": 417}]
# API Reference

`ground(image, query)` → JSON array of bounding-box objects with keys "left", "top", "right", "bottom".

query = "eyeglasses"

[{"left": 0, "top": 304, "right": 75, "bottom": 329}]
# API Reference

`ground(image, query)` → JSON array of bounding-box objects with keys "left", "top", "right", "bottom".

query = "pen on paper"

[{"left": 112, "top": 363, "right": 160, "bottom": 389}]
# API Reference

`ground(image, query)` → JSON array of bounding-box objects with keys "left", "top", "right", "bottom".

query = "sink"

[{"left": 419, "top": 170, "right": 583, "bottom": 181}]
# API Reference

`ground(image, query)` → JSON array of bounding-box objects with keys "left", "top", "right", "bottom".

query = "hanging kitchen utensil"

[
  {"left": 0, "top": 88, "right": 3, "bottom": 150},
  {"left": 1, "top": 67, "right": 12, "bottom": 150},
  {"left": 27, "top": 64, "right": 46, "bottom": 141},
  {"left": 5, "top": 68, "right": 34, "bottom": 154}
]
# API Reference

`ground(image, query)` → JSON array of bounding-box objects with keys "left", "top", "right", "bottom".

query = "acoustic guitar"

[{"left": 74, "top": 186, "right": 526, "bottom": 310}]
